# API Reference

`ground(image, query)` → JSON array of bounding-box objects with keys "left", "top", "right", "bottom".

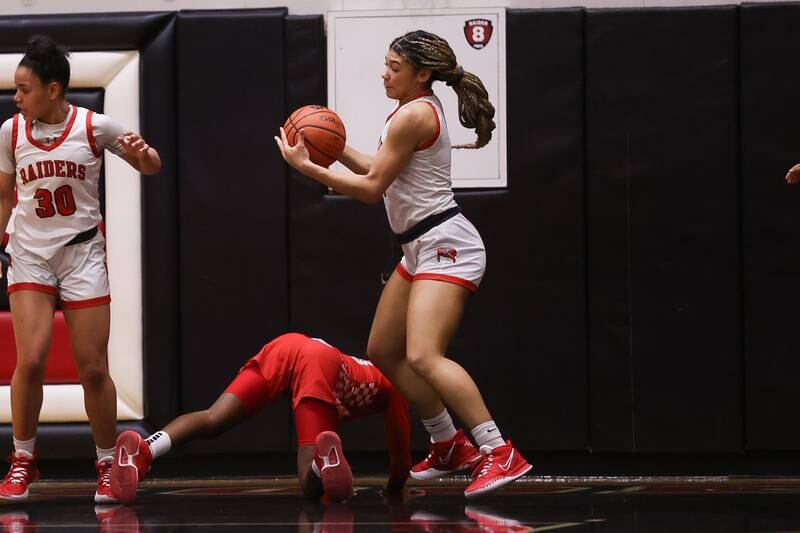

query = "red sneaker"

[
  {"left": 410, "top": 429, "right": 481, "bottom": 480},
  {"left": 95, "top": 457, "right": 117, "bottom": 503},
  {"left": 110, "top": 431, "right": 153, "bottom": 505},
  {"left": 0, "top": 452, "right": 39, "bottom": 500},
  {"left": 464, "top": 441, "right": 531, "bottom": 499},
  {"left": 314, "top": 431, "right": 353, "bottom": 503}
]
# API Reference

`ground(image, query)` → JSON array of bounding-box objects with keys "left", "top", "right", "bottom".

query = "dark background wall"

[{"left": 1, "top": 3, "right": 799, "bottom": 465}]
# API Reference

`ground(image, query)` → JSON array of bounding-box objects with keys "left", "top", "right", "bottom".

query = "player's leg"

[
  {"left": 111, "top": 367, "right": 258, "bottom": 504},
  {"left": 406, "top": 280, "right": 531, "bottom": 497},
  {"left": 0, "top": 289, "right": 55, "bottom": 499},
  {"left": 366, "top": 267, "right": 444, "bottom": 419},
  {"left": 295, "top": 399, "right": 351, "bottom": 502}
]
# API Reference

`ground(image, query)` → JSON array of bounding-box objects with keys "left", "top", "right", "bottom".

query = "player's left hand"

[
  {"left": 275, "top": 127, "right": 312, "bottom": 173},
  {"left": 786, "top": 163, "right": 800, "bottom": 184},
  {"left": 117, "top": 131, "right": 151, "bottom": 160}
]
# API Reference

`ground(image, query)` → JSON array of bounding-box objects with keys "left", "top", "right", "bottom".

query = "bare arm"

[
  {"left": 275, "top": 104, "right": 437, "bottom": 204},
  {"left": 0, "top": 170, "right": 13, "bottom": 239},
  {"left": 787, "top": 163, "right": 800, "bottom": 185},
  {"left": 0, "top": 171, "right": 14, "bottom": 279},
  {"left": 337, "top": 145, "right": 374, "bottom": 174},
  {"left": 117, "top": 131, "right": 161, "bottom": 175}
]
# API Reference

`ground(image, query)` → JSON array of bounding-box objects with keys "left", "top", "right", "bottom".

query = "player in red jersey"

[{"left": 110, "top": 333, "right": 411, "bottom": 505}]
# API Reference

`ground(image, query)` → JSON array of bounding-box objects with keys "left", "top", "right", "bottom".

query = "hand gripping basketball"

[{"left": 280, "top": 105, "right": 346, "bottom": 168}]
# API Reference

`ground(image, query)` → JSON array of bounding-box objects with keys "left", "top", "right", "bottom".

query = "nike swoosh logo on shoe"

[
  {"left": 436, "top": 442, "right": 457, "bottom": 465},
  {"left": 499, "top": 450, "right": 515, "bottom": 472}
]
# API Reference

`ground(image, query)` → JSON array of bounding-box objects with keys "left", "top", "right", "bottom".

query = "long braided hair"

[{"left": 390, "top": 30, "right": 495, "bottom": 149}]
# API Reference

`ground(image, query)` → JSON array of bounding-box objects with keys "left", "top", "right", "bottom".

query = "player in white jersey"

[
  {"left": 0, "top": 35, "right": 161, "bottom": 502},
  {"left": 275, "top": 30, "right": 530, "bottom": 498}
]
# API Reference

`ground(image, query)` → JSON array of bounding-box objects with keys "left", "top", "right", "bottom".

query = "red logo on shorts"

[
  {"left": 437, "top": 247, "right": 458, "bottom": 263},
  {"left": 464, "top": 19, "right": 494, "bottom": 50}
]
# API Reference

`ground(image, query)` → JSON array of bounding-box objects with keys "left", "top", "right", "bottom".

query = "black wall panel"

[
  {"left": 177, "top": 9, "right": 290, "bottom": 453},
  {"left": 139, "top": 17, "right": 180, "bottom": 429},
  {"left": 586, "top": 7, "right": 741, "bottom": 451},
  {"left": 457, "top": 8, "right": 587, "bottom": 450},
  {"left": 740, "top": 2, "right": 800, "bottom": 450}
]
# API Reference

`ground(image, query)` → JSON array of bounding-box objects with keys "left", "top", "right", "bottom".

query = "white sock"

[
  {"left": 96, "top": 446, "right": 115, "bottom": 462},
  {"left": 471, "top": 420, "right": 505, "bottom": 452},
  {"left": 421, "top": 409, "right": 458, "bottom": 443},
  {"left": 13, "top": 436, "right": 35, "bottom": 457},
  {"left": 145, "top": 431, "right": 172, "bottom": 459}
]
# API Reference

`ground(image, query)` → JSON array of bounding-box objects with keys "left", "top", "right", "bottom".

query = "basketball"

[{"left": 283, "top": 105, "right": 347, "bottom": 168}]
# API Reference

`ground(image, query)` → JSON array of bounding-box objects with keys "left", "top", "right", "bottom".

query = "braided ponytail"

[{"left": 390, "top": 30, "right": 495, "bottom": 149}]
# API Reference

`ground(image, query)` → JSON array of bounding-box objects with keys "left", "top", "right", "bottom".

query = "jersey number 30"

[{"left": 34, "top": 185, "right": 77, "bottom": 218}]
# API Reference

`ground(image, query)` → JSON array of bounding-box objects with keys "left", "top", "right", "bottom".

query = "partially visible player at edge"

[
  {"left": 786, "top": 163, "right": 800, "bottom": 184},
  {"left": 109, "top": 333, "right": 411, "bottom": 505},
  {"left": 0, "top": 35, "right": 161, "bottom": 502},
  {"left": 275, "top": 30, "right": 531, "bottom": 498}
]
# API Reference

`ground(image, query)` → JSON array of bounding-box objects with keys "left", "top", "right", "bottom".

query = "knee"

[
  {"left": 201, "top": 410, "right": 227, "bottom": 438},
  {"left": 77, "top": 361, "right": 111, "bottom": 391},
  {"left": 406, "top": 349, "right": 438, "bottom": 377},
  {"left": 13, "top": 356, "right": 48, "bottom": 383}
]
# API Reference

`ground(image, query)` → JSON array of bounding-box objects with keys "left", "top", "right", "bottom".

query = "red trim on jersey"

[
  {"left": 415, "top": 101, "right": 440, "bottom": 151},
  {"left": 395, "top": 263, "right": 413, "bottom": 282},
  {"left": 384, "top": 90, "right": 434, "bottom": 123},
  {"left": 25, "top": 105, "right": 78, "bottom": 152},
  {"left": 8, "top": 282, "right": 57, "bottom": 295},
  {"left": 413, "top": 273, "right": 478, "bottom": 293},
  {"left": 60, "top": 295, "right": 111, "bottom": 310},
  {"left": 11, "top": 114, "right": 19, "bottom": 152},
  {"left": 86, "top": 110, "right": 102, "bottom": 157}
]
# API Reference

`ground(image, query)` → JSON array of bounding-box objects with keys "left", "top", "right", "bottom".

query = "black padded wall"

[
  {"left": 177, "top": 9, "right": 290, "bottom": 453},
  {"left": 456, "top": 9, "right": 587, "bottom": 450},
  {"left": 585, "top": 7, "right": 741, "bottom": 451},
  {"left": 740, "top": 3, "right": 800, "bottom": 450},
  {"left": 139, "top": 15, "right": 179, "bottom": 429}
]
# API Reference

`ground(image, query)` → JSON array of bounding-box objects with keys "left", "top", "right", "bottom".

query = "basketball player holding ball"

[
  {"left": 275, "top": 30, "right": 530, "bottom": 498},
  {"left": 0, "top": 35, "right": 161, "bottom": 502}
]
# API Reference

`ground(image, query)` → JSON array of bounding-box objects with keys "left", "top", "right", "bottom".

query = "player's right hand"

[{"left": 786, "top": 163, "right": 800, "bottom": 184}]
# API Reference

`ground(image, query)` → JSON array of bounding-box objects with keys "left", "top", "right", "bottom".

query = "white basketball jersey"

[
  {"left": 7, "top": 106, "right": 104, "bottom": 260},
  {"left": 380, "top": 93, "right": 458, "bottom": 235}
]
